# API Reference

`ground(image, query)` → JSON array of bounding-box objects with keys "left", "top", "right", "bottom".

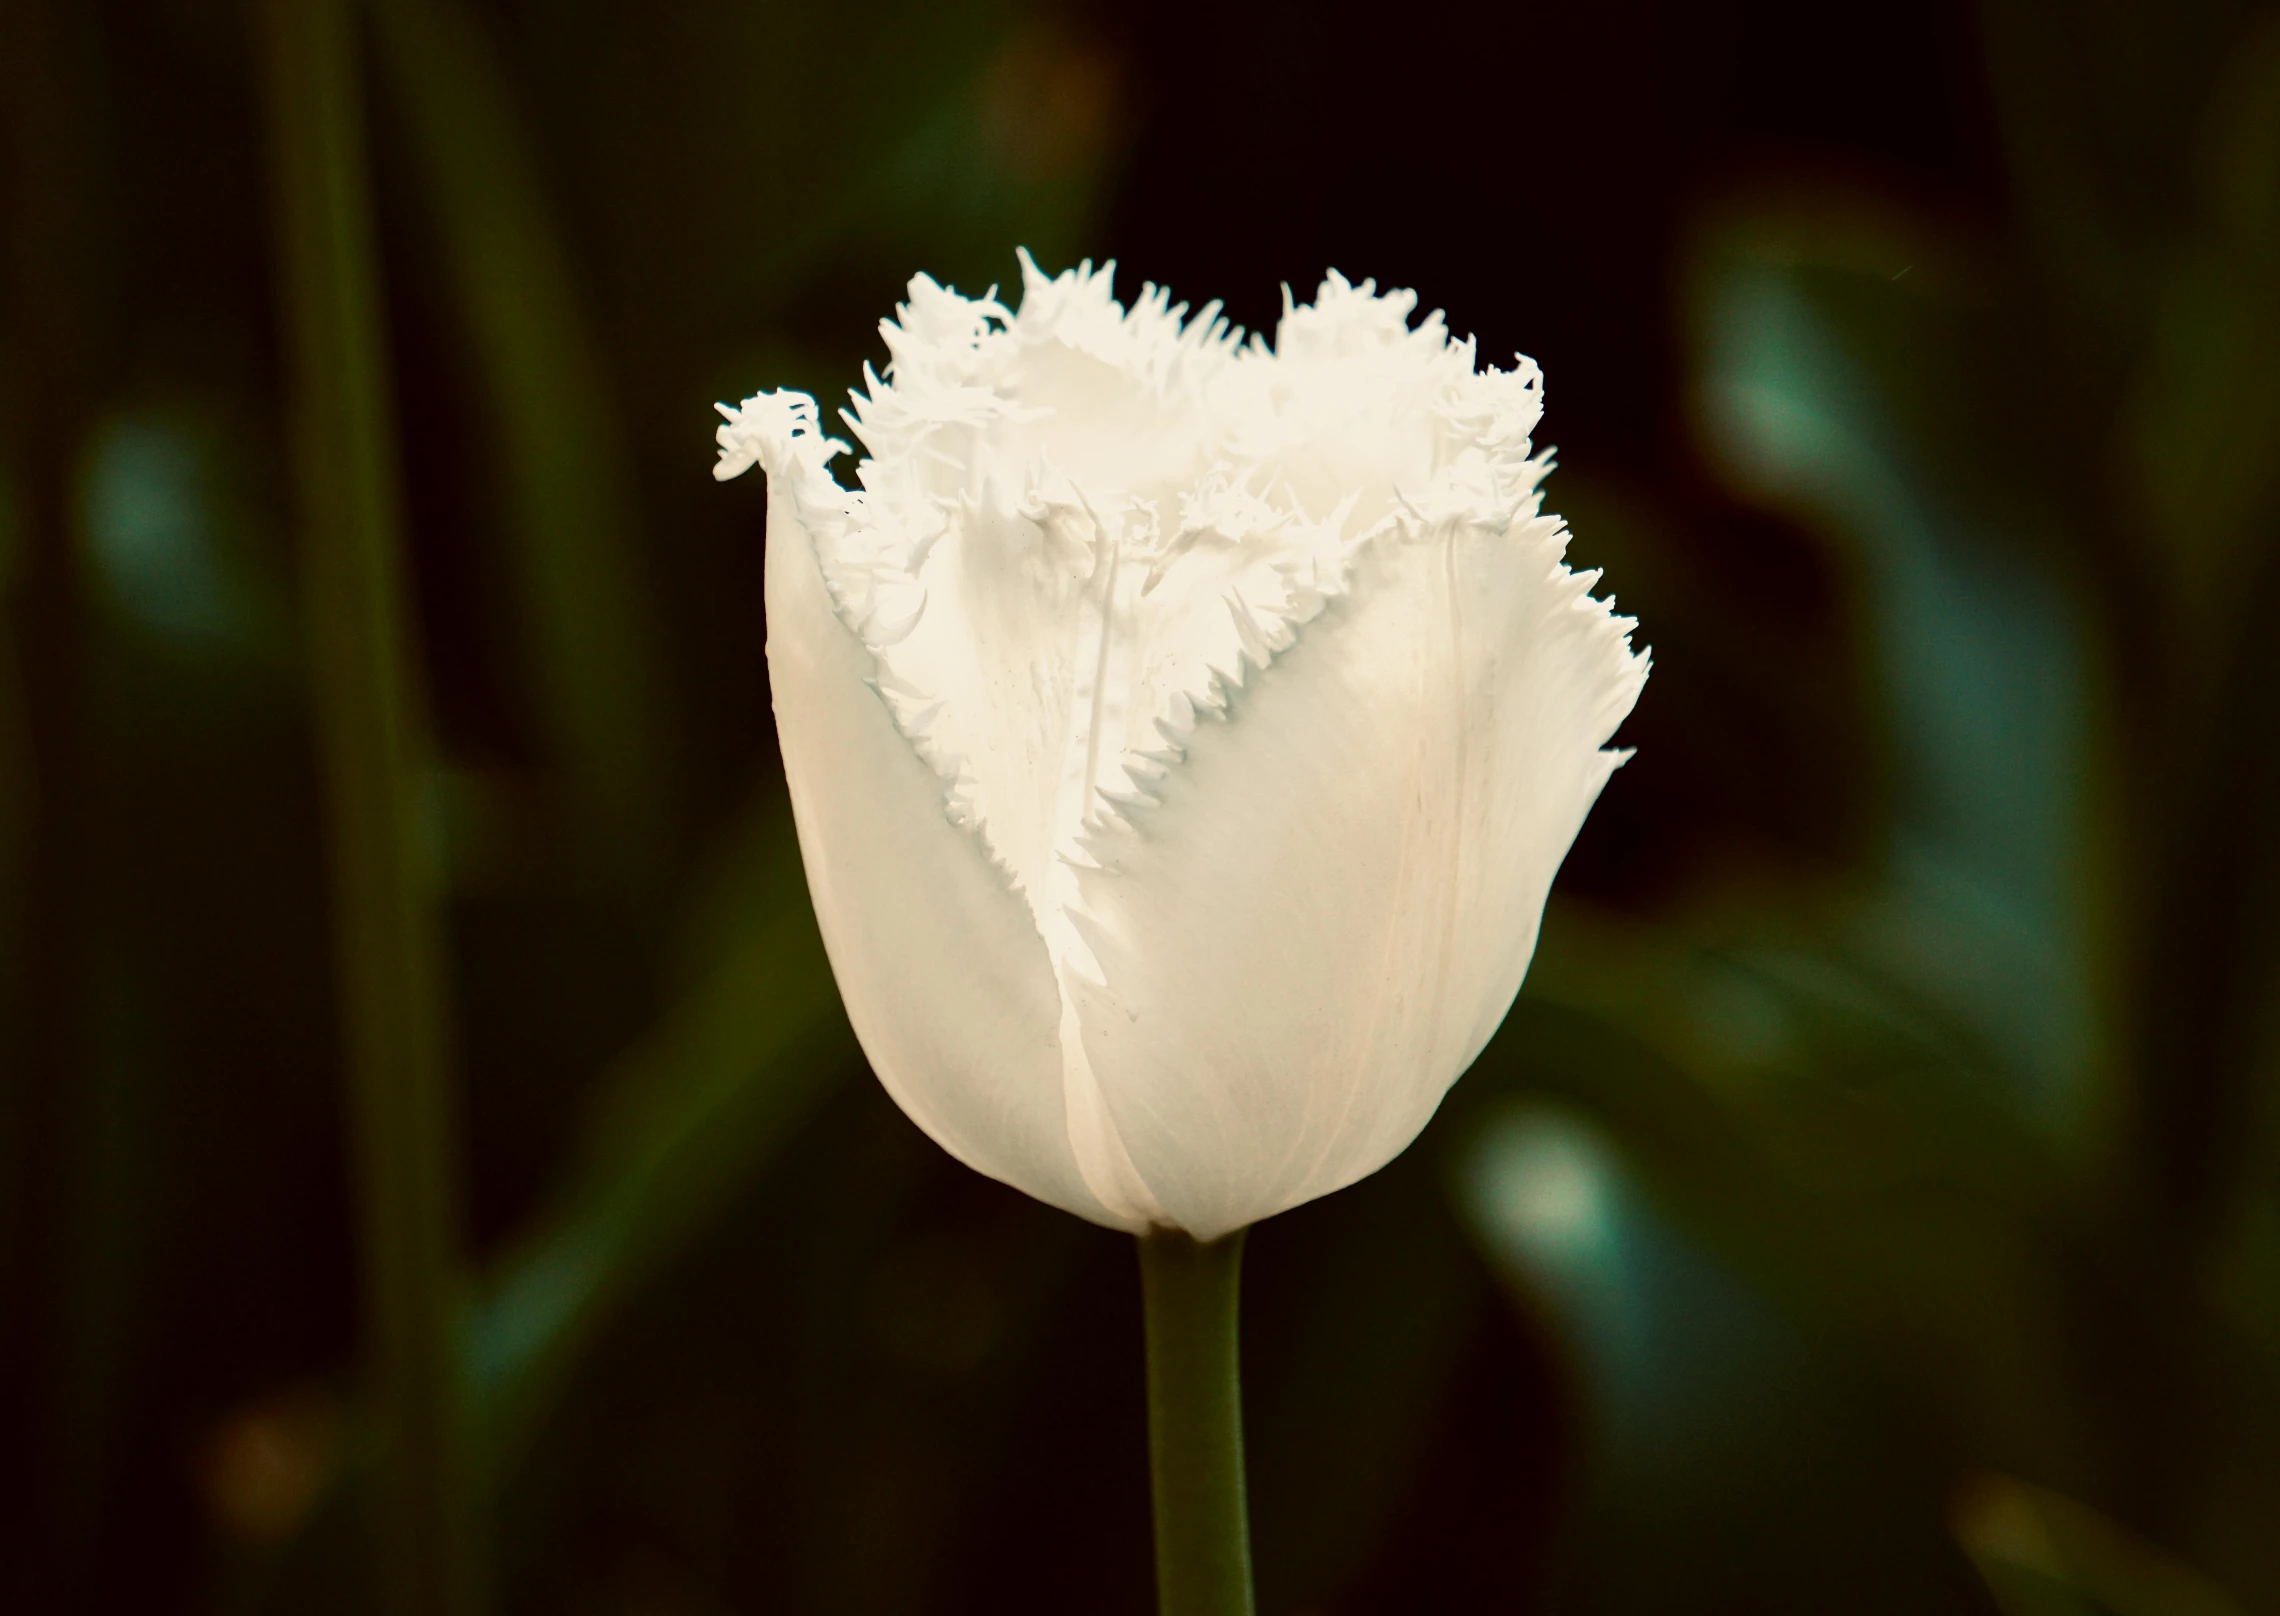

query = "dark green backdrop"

[{"left": 4, "top": 0, "right": 2278, "bottom": 1610}]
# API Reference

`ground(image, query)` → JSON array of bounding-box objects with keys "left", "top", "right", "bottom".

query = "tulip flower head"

[{"left": 717, "top": 254, "right": 1647, "bottom": 1241}]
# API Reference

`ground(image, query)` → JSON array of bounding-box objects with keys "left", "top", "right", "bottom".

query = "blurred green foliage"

[{"left": 2, "top": 0, "right": 2277, "bottom": 1611}]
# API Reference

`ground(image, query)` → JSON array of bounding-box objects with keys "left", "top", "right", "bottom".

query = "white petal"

[
  {"left": 1067, "top": 517, "right": 1648, "bottom": 1240},
  {"left": 764, "top": 489, "right": 1134, "bottom": 1229}
]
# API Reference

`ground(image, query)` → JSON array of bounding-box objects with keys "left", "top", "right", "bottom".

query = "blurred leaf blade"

[
  {"left": 468, "top": 813, "right": 852, "bottom": 1466},
  {"left": 1689, "top": 212, "right": 2101, "bottom": 1146},
  {"left": 1957, "top": 1473, "right": 2247, "bottom": 1616},
  {"left": 2125, "top": 10, "right": 2280, "bottom": 685},
  {"left": 1478, "top": 943, "right": 2104, "bottom": 1491}
]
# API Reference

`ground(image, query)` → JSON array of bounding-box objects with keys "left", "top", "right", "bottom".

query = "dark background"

[{"left": 5, "top": 0, "right": 2279, "bottom": 1611}]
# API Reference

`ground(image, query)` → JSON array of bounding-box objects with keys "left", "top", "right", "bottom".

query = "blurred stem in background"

[
  {"left": 1140, "top": 1230, "right": 1255, "bottom": 1616},
  {"left": 256, "top": 0, "right": 487, "bottom": 1611},
  {"left": 366, "top": 0, "right": 680, "bottom": 902},
  {"left": 0, "top": 0, "right": 106, "bottom": 1602}
]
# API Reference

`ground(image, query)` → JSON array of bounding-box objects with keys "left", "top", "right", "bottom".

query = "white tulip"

[{"left": 716, "top": 254, "right": 1647, "bottom": 1242}]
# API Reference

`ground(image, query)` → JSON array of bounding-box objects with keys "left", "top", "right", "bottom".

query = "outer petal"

[
  {"left": 764, "top": 490, "right": 1131, "bottom": 1228},
  {"left": 1068, "top": 517, "right": 1646, "bottom": 1239}
]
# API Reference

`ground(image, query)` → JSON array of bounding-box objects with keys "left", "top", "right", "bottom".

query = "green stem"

[
  {"left": 1138, "top": 1229, "right": 1255, "bottom": 1616},
  {"left": 256, "top": 1, "right": 484, "bottom": 1611}
]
